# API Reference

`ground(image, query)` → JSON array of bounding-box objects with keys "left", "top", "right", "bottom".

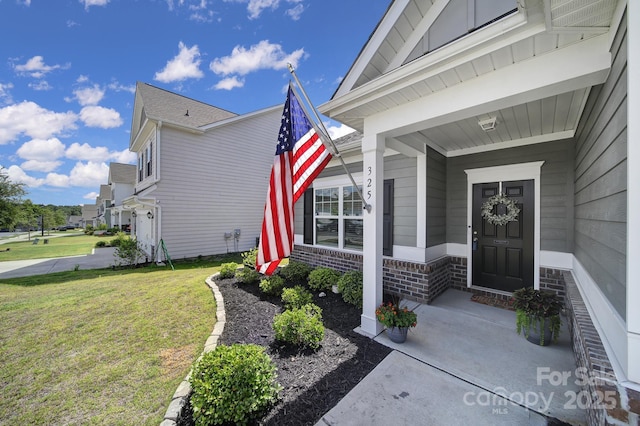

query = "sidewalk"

[
  {"left": 0, "top": 247, "right": 116, "bottom": 279},
  {"left": 317, "top": 289, "right": 586, "bottom": 425}
]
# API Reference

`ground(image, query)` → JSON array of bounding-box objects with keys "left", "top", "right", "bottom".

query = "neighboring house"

[
  {"left": 95, "top": 184, "right": 112, "bottom": 227},
  {"left": 291, "top": 1, "right": 637, "bottom": 424},
  {"left": 123, "top": 82, "right": 282, "bottom": 262},
  {"left": 80, "top": 204, "right": 97, "bottom": 228},
  {"left": 107, "top": 162, "right": 136, "bottom": 232},
  {"left": 66, "top": 215, "right": 82, "bottom": 228}
]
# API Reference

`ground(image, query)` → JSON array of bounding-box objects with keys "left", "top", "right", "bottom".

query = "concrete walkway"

[
  {"left": 0, "top": 247, "right": 116, "bottom": 279},
  {"left": 317, "top": 289, "right": 586, "bottom": 426}
]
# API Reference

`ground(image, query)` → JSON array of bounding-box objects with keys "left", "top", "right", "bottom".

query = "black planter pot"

[{"left": 524, "top": 316, "right": 554, "bottom": 346}]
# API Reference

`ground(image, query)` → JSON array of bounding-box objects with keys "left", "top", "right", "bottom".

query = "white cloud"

[
  {"left": 247, "top": 0, "right": 279, "bottom": 19},
  {"left": 20, "top": 160, "right": 63, "bottom": 173},
  {"left": 209, "top": 40, "right": 304, "bottom": 77},
  {"left": 79, "top": 106, "right": 123, "bottom": 128},
  {"left": 77, "top": 75, "right": 90, "bottom": 83},
  {"left": 107, "top": 81, "right": 136, "bottom": 94},
  {"left": 83, "top": 191, "right": 99, "bottom": 200},
  {"left": 80, "top": 0, "right": 110, "bottom": 10},
  {"left": 65, "top": 142, "right": 110, "bottom": 162},
  {"left": 285, "top": 3, "right": 304, "bottom": 20},
  {"left": 13, "top": 56, "right": 70, "bottom": 78},
  {"left": 17, "top": 138, "right": 66, "bottom": 161},
  {"left": 74, "top": 84, "right": 105, "bottom": 106},
  {"left": 6, "top": 165, "right": 45, "bottom": 188},
  {"left": 45, "top": 172, "right": 70, "bottom": 187},
  {"left": 111, "top": 149, "right": 137, "bottom": 164},
  {"left": 154, "top": 42, "right": 204, "bottom": 83},
  {"left": 28, "top": 80, "right": 52, "bottom": 91},
  {"left": 66, "top": 142, "right": 135, "bottom": 164},
  {"left": 0, "top": 103, "right": 77, "bottom": 145},
  {"left": 325, "top": 122, "right": 355, "bottom": 140},
  {"left": 214, "top": 76, "right": 245, "bottom": 90},
  {"left": 0, "top": 83, "right": 14, "bottom": 105},
  {"left": 69, "top": 161, "right": 109, "bottom": 187}
]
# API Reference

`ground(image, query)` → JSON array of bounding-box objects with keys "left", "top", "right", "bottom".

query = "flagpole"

[{"left": 287, "top": 63, "right": 371, "bottom": 212}]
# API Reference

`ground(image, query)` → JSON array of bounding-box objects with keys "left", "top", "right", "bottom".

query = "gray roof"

[
  {"left": 136, "top": 82, "right": 238, "bottom": 128},
  {"left": 98, "top": 184, "right": 111, "bottom": 200},
  {"left": 108, "top": 163, "right": 136, "bottom": 184},
  {"left": 333, "top": 131, "right": 362, "bottom": 147}
]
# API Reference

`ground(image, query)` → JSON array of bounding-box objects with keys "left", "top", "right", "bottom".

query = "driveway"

[{"left": 0, "top": 247, "right": 117, "bottom": 279}]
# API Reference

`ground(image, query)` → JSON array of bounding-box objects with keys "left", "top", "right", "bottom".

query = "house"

[
  {"left": 107, "top": 162, "right": 136, "bottom": 232},
  {"left": 95, "top": 184, "right": 111, "bottom": 227},
  {"left": 80, "top": 204, "right": 97, "bottom": 228},
  {"left": 290, "top": 0, "right": 637, "bottom": 424},
  {"left": 66, "top": 215, "right": 82, "bottom": 229},
  {"left": 123, "top": 82, "right": 282, "bottom": 262}
]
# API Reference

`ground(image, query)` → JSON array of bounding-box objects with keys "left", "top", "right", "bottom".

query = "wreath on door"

[{"left": 481, "top": 193, "right": 521, "bottom": 226}]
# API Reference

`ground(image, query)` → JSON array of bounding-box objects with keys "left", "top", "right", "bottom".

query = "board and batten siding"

[
  {"left": 154, "top": 109, "right": 281, "bottom": 259},
  {"left": 294, "top": 154, "right": 418, "bottom": 248},
  {"left": 446, "top": 140, "right": 575, "bottom": 252},
  {"left": 427, "top": 147, "right": 446, "bottom": 247},
  {"left": 573, "top": 11, "right": 627, "bottom": 320}
]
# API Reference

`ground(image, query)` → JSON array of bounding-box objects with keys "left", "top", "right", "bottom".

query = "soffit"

[{"left": 320, "top": 0, "right": 620, "bottom": 156}]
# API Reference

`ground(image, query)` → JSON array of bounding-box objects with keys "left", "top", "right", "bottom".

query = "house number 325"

[{"left": 367, "top": 166, "right": 372, "bottom": 199}]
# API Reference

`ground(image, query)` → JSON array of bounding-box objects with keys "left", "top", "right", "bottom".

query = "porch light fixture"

[
  {"left": 147, "top": 211, "right": 154, "bottom": 220},
  {"left": 131, "top": 211, "right": 137, "bottom": 218},
  {"left": 478, "top": 117, "right": 497, "bottom": 132}
]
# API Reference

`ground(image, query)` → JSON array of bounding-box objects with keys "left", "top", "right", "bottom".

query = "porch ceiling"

[{"left": 321, "top": 0, "right": 620, "bottom": 158}]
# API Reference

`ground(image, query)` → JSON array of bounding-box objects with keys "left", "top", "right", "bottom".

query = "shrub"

[
  {"left": 279, "top": 260, "right": 312, "bottom": 284},
  {"left": 189, "top": 344, "right": 281, "bottom": 426},
  {"left": 109, "top": 231, "right": 129, "bottom": 248},
  {"left": 338, "top": 271, "right": 363, "bottom": 308},
  {"left": 219, "top": 262, "right": 238, "bottom": 279},
  {"left": 273, "top": 304, "right": 325, "bottom": 349},
  {"left": 241, "top": 247, "right": 259, "bottom": 269},
  {"left": 281, "top": 286, "right": 313, "bottom": 310},
  {"left": 236, "top": 267, "right": 260, "bottom": 284},
  {"left": 307, "top": 267, "right": 341, "bottom": 291},
  {"left": 94, "top": 240, "right": 107, "bottom": 248},
  {"left": 259, "top": 275, "right": 285, "bottom": 296},
  {"left": 113, "top": 237, "right": 144, "bottom": 268}
]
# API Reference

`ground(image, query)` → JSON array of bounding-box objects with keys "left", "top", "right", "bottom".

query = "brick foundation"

[
  {"left": 563, "top": 272, "right": 640, "bottom": 426},
  {"left": 290, "top": 245, "right": 460, "bottom": 305}
]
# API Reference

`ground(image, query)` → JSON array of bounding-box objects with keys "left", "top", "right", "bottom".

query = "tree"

[{"left": 0, "top": 167, "right": 26, "bottom": 230}]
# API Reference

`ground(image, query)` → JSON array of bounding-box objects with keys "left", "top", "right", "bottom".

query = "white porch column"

[
  {"left": 360, "top": 132, "right": 385, "bottom": 337},
  {"left": 627, "top": 1, "right": 640, "bottom": 384},
  {"left": 416, "top": 153, "right": 427, "bottom": 249}
]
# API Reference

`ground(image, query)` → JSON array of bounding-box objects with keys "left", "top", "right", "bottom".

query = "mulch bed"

[{"left": 178, "top": 277, "right": 392, "bottom": 426}]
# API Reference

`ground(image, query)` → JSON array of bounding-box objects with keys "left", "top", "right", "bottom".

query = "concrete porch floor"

[{"left": 317, "top": 288, "right": 587, "bottom": 426}]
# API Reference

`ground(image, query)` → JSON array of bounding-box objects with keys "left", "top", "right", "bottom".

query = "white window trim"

[
  {"left": 464, "top": 161, "right": 544, "bottom": 290},
  {"left": 313, "top": 173, "right": 364, "bottom": 251}
]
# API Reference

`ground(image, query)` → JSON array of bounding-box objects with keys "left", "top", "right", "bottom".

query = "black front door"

[{"left": 472, "top": 180, "right": 534, "bottom": 292}]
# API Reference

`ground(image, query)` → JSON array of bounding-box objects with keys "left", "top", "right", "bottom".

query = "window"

[
  {"left": 303, "top": 179, "right": 394, "bottom": 256},
  {"left": 138, "top": 153, "right": 143, "bottom": 182},
  {"left": 146, "top": 143, "right": 152, "bottom": 177},
  {"left": 314, "top": 185, "right": 363, "bottom": 250}
]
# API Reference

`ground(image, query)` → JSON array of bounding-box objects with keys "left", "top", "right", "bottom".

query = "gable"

[{"left": 129, "top": 82, "right": 238, "bottom": 147}]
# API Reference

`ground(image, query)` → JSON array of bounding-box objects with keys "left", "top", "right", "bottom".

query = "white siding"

[{"left": 152, "top": 109, "right": 281, "bottom": 259}]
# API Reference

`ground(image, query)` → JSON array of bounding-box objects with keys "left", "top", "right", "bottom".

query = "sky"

[{"left": 0, "top": 0, "right": 390, "bottom": 206}]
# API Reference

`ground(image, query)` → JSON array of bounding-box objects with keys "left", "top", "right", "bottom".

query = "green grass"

[
  {"left": 0, "top": 234, "right": 107, "bottom": 261},
  {"left": 0, "top": 254, "right": 242, "bottom": 425}
]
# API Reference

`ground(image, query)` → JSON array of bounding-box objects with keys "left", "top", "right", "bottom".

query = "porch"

[{"left": 318, "top": 288, "right": 588, "bottom": 425}]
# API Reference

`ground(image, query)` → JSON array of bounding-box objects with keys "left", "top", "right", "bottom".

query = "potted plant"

[
  {"left": 375, "top": 295, "right": 417, "bottom": 343},
  {"left": 512, "top": 287, "right": 562, "bottom": 346}
]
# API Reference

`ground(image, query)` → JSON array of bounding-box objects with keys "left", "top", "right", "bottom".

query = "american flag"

[{"left": 256, "top": 84, "right": 332, "bottom": 275}]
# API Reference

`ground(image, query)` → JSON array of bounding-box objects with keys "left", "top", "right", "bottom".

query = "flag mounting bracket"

[{"left": 287, "top": 63, "right": 372, "bottom": 213}]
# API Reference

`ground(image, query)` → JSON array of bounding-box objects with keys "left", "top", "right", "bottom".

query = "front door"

[{"left": 472, "top": 180, "right": 534, "bottom": 292}]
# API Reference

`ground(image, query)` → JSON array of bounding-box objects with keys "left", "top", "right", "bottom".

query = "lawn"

[
  {"left": 0, "top": 234, "right": 106, "bottom": 261},
  {"left": 0, "top": 255, "right": 240, "bottom": 425}
]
